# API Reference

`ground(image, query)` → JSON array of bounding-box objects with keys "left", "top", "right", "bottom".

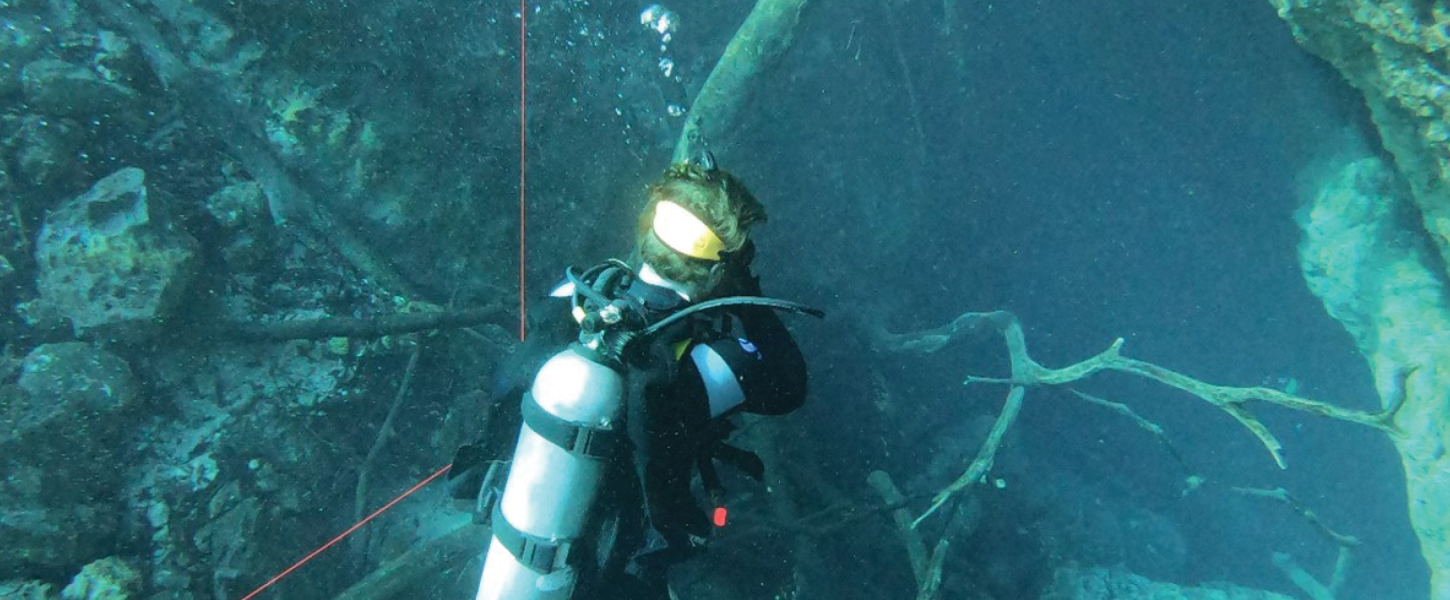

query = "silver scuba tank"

[{"left": 475, "top": 344, "right": 626, "bottom": 600}]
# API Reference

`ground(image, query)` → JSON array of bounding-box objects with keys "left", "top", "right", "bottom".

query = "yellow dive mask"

[{"left": 652, "top": 200, "right": 725, "bottom": 261}]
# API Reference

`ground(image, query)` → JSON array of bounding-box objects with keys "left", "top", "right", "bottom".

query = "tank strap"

[
  {"left": 522, "top": 392, "right": 623, "bottom": 459},
  {"left": 491, "top": 502, "right": 571, "bottom": 574}
]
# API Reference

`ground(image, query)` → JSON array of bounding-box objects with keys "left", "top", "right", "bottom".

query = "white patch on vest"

[{"left": 691, "top": 344, "right": 745, "bottom": 417}]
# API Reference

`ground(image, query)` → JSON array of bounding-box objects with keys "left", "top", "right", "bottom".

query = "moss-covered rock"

[
  {"left": 33, "top": 168, "right": 199, "bottom": 339},
  {"left": 0, "top": 170, "right": 18, "bottom": 286},
  {"left": 12, "top": 341, "right": 138, "bottom": 436},
  {"left": 0, "top": 8, "right": 53, "bottom": 99},
  {"left": 60, "top": 557, "right": 141, "bottom": 600},
  {"left": 204, "top": 180, "right": 275, "bottom": 270}
]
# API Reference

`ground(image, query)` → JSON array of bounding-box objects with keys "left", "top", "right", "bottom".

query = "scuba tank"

[
  {"left": 475, "top": 261, "right": 641, "bottom": 600},
  {"left": 474, "top": 340, "right": 624, "bottom": 599},
  {"left": 475, "top": 261, "right": 824, "bottom": 600}
]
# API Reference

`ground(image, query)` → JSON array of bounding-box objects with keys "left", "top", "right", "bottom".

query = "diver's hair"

[{"left": 637, "top": 162, "right": 766, "bottom": 292}]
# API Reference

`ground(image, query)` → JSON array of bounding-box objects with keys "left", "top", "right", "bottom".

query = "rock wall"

[
  {"left": 1271, "top": 0, "right": 1450, "bottom": 280},
  {"left": 1296, "top": 156, "right": 1450, "bottom": 599},
  {"left": 0, "top": 342, "right": 139, "bottom": 577},
  {"left": 1270, "top": 2, "right": 1450, "bottom": 597}
]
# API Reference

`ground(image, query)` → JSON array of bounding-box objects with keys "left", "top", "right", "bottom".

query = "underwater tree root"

[
  {"left": 871, "top": 310, "right": 1406, "bottom": 525},
  {"left": 868, "top": 470, "right": 931, "bottom": 583}
]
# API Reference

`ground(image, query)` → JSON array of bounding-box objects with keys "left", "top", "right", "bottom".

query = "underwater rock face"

[
  {"left": 34, "top": 168, "right": 199, "bottom": 338},
  {"left": 1272, "top": 3, "right": 1450, "bottom": 593},
  {"left": 1271, "top": 0, "right": 1450, "bottom": 284},
  {"left": 0, "top": 186, "right": 17, "bottom": 285},
  {"left": 204, "top": 181, "right": 274, "bottom": 270},
  {"left": 1297, "top": 157, "right": 1450, "bottom": 599},
  {"left": 0, "top": 9, "right": 51, "bottom": 100},
  {"left": 20, "top": 59, "right": 139, "bottom": 119},
  {"left": 0, "top": 343, "right": 137, "bottom": 576},
  {"left": 12, "top": 115, "right": 86, "bottom": 189},
  {"left": 11, "top": 341, "right": 138, "bottom": 437},
  {"left": 1041, "top": 566, "right": 1293, "bottom": 600},
  {"left": 0, "top": 580, "right": 56, "bottom": 600}
]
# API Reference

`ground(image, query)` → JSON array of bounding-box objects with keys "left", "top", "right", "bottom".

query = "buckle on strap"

[
  {"left": 491, "top": 502, "right": 571, "bottom": 574},
  {"left": 521, "top": 392, "right": 621, "bottom": 458}
]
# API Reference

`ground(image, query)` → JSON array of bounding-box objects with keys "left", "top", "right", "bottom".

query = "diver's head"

[{"left": 636, "top": 157, "right": 765, "bottom": 300}]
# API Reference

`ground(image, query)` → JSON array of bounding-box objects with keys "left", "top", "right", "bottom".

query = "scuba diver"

[{"left": 449, "top": 154, "right": 820, "bottom": 599}]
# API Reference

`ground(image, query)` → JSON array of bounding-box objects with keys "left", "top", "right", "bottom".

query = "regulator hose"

[{"left": 640, "top": 296, "right": 825, "bottom": 339}]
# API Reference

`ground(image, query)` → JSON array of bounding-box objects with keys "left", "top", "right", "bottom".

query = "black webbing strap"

[
  {"left": 521, "top": 392, "right": 621, "bottom": 458},
  {"left": 491, "top": 502, "right": 570, "bottom": 574}
]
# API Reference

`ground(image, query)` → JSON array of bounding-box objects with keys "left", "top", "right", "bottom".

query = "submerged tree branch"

[
  {"left": 673, "top": 0, "right": 813, "bottom": 161},
  {"left": 1066, "top": 389, "right": 1197, "bottom": 489},
  {"left": 1234, "top": 486, "right": 1361, "bottom": 549},
  {"left": 218, "top": 305, "right": 505, "bottom": 342},
  {"left": 353, "top": 343, "right": 423, "bottom": 556},
  {"left": 872, "top": 309, "right": 1401, "bottom": 524},
  {"left": 1239, "top": 486, "right": 1358, "bottom": 600}
]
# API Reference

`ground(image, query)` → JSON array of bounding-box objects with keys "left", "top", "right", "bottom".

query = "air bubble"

[{"left": 640, "top": 4, "right": 678, "bottom": 38}]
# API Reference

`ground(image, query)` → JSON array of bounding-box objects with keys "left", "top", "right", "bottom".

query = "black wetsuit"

[
  {"left": 623, "top": 279, "right": 808, "bottom": 550},
  {"left": 454, "top": 268, "right": 807, "bottom": 592}
]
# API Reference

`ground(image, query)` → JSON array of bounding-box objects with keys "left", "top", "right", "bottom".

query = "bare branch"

[
  {"left": 912, "top": 386, "right": 1023, "bottom": 527},
  {"left": 1233, "top": 486, "right": 1361, "bottom": 548},
  {"left": 876, "top": 310, "right": 1399, "bottom": 476},
  {"left": 868, "top": 470, "right": 930, "bottom": 583},
  {"left": 1066, "top": 389, "right": 1197, "bottom": 488},
  {"left": 352, "top": 343, "right": 423, "bottom": 556},
  {"left": 217, "top": 306, "right": 505, "bottom": 342}
]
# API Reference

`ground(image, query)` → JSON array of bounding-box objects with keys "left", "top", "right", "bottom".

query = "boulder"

[
  {"left": 11, "top": 341, "right": 138, "bottom": 441},
  {"left": 0, "top": 10, "right": 51, "bottom": 99},
  {"left": 0, "top": 343, "right": 137, "bottom": 576},
  {"left": 34, "top": 168, "right": 199, "bottom": 338},
  {"left": 1, "top": 161, "right": 18, "bottom": 285},
  {"left": 1297, "top": 156, "right": 1450, "bottom": 598}
]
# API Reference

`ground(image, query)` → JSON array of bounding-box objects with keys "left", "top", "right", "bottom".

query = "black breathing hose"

[{"left": 640, "top": 296, "right": 825, "bottom": 339}]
